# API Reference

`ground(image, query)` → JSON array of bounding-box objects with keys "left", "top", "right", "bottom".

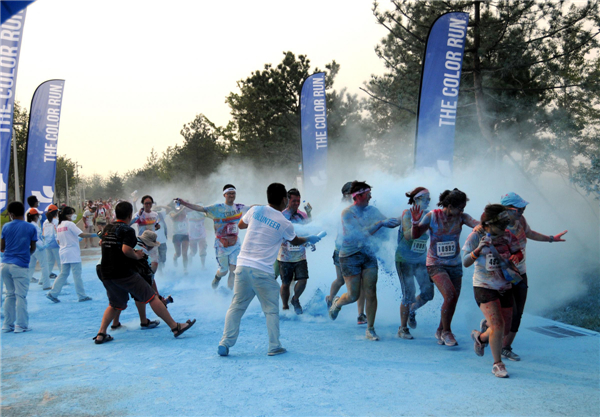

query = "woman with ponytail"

[
  {"left": 411, "top": 188, "right": 479, "bottom": 346},
  {"left": 395, "top": 187, "right": 434, "bottom": 339}
]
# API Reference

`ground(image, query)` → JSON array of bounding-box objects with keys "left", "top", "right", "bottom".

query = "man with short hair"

[
  {"left": 178, "top": 184, "right": 250, "bottom": 290},
  {"left": 1, "top": 202, "right": 37, "bottom": 332},
  {"left": 217, "top": 183, "right": 322, "bottom": 357},
  {"left": 276, "top": 188, "right": 311, "bottom": 315},
  {"left": 94, "top": 201, "right": 195, "bottom": 344}
]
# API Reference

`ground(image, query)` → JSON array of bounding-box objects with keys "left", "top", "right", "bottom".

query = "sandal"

[
  {"left": 110, "top": 323, "right": 122, "bottom": 330},
  {"left": 93, "top": 333, "right": 114, "bottom": 345},
  {"left": 171, "top": 319, "right": 196, "bottom": 338}
]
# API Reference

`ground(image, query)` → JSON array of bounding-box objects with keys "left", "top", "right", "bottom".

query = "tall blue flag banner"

[
  {"left": 1, "top": 1, "right": 34, "bottom": 25},
  {"left": 0, "top": 8, "right": 27, "bottom": 212},
  {"left": 300, "top": 72, "right": 327, "bottom": 193},
  {"left": 414, "top": 12, "right": 469, "bottom": 176},
  {"left": 23, "top": 80, "right": 65, "bottom": 213}
]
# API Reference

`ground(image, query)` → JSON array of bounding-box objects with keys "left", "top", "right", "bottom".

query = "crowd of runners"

[{"left": 1, "top": 181, "right": 567, "bottom": 378}]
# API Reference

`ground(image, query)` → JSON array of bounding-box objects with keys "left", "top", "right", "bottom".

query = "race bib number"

[
  {"left": 224, "top": 223, "right": 238, "bottom": 236},
  {"left": 436, "top": 241, "right": 456, "bottom": 257},
  {"left": 287, "top": 242, "right": 302, "bottom": 252},
  {"left": 486, "top": 253, "right": 502, "bottom": 271},
  {"left": 411, "top": 240, "right": 427, "bottom": 254}
]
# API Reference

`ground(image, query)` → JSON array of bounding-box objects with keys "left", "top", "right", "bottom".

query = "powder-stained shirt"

[
  {"left": 187, "top": 211, "right": 207, "bottom": 240},
  {"left": 506, "top": 216, "right": 531, "bottom": 274},
  {"left": 204, "top": 203, "right": 249, "bottom": 247},
  {"left": 131, "top": 211, "right": 160, "bottom": 236},
  {"left": 339, "top": 205, "right": 386, "bottom": 258},
  {"left": 463, "top": 226, "right": 521, "bottom": 291},
  {"left": 396, "top": 209, "right": 429, "bottom": 264},
  {"left": 277, "top": 209, "right": 309, "bottom": 263},
  {"left": 422, "top": 209, "right": 478, "bottom": 267}
]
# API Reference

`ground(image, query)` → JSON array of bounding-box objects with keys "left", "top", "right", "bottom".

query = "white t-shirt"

[
  {"left": 187, "top": 211, "right": 207, "bottom": 240},
  {"left": 237, "top": 206, "right": 296, "bottom": 274},
  {"left": 83, "top": 210, "right": 94, "bottom": 228},
  {"left": 56, "top": 221, "right": 83, "bottom": 264},
  {"left": 155, "top": 210, "right": 167, "bottom": 244}
]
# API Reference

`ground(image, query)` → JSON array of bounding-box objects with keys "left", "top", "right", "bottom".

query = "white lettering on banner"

[
  {"left": 439, "top": 17, "right": 466, "bottom": 127},
  {"left": 0, "top": 12, "right": 24, "bottom": 102},
  {"left": 43, "top": 83, "right": 64, "bottom": 163},
  {"left": 312, "top": 76, "right": 327, "bottom": 150}
]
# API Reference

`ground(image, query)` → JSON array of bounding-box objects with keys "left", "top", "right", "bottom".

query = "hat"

[
  {"left": 47, "top": 204, "right": 59, "bottom": 213},
  {"left": 341, "top": 182, "right": 353, "bottom": 195},
  {"left": 500, "top": 192, "right": 529, "bottom": 208},
  {"left": 138, "top": 230, "right": 160, "bottom": 248},
  {"left": 28, "top": 208, "right": 40, "bottom": 215}
]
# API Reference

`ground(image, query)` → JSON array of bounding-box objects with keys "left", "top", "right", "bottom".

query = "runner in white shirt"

[
  {"left": 46, "top": 206, "right": 98, "bottom": 303},
  {"left": 43, "top": 205, "right": 61, "bottom": 281},
  {"left": 187, "top": 207, "right": 208, "bottom": 268},
  {"left": 217, "top": 183, "right": 322, "bottom": 357},
  {"left": 26, "top": 209, "right": 50, "bottom": 288},
  {"left": 170, "top": 206, "right": 189, "bottom": 274}
]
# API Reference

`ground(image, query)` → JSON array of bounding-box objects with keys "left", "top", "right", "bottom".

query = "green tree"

[
  {"left": 6, "top": 101, "right": 28, "bottom": 201},
  {"left": 54, "top": 156, "right": 79, "bottom": 205},
  {"left": 367, "top": 0, "right": 600, "bottom": 185},
  {"left": 104, "top": 172, "right": 124, "bottom": 199}
]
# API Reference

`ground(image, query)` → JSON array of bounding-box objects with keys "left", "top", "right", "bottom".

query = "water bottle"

[
  {"left": 174, "top": 199, "right": 181, "bottom": 210},
  {"left": 317, "top": 231, "right": 327, "bottom": 239},
  {"left": 303, "top": 200, "right": 312, "bottom": 213}
]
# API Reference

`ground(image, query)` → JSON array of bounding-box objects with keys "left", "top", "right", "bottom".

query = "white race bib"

[
  {"left": 436, "top": 241, "right": 456, "bottom": 257},
  {"left": 485, "top": 253, "right": 502, "bottom": 271},
  {"left": 287, "top": 242, "right": 302, "bottom": 252},
  {"left": 224, "top": 223, "right": 238, "bottom": 236},
  {"left": 411, "top": 240, "right": 428, "bottom": 254}
]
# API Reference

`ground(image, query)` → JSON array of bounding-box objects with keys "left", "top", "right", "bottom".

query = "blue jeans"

[
  {"left": 48, "top": 262, "right": 88, "bottom": 300},
  {"left": 2, "top": 264, "right": 30, "bottom": 330}
]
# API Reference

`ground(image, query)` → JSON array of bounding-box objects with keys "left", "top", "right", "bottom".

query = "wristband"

[
  {"left": 470, "top": 251, "right": 478, "bottom": 261},
  {"left": 549, "top": 235, "right": 554, "bottom": 243}
]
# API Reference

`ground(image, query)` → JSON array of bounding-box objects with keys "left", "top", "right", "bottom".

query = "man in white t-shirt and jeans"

[{"left": 217, "top": 183, "right": 322, "bottom": 357}]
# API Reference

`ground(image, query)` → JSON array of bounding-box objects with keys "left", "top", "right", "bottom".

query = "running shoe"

[
  {"left": 408, "top": 310, "right": 417, "bottom": 329},
  {"left": 325, "top": 296, "right": 332, "bottom": 310},
  {"left": 218, "top": 345, "right": 229, "bottom": 356},
  {"left": 366, "top": 327, "right": 380, "bottom": 341},
  {"left": 434, "top": 329, "right": 444, "bottom": 345},
  {"left": 502, "top": 346, "right": 521, "bottom": 361},
  {"left": 46, "top": 294, "right": 60, "bottom": 303},
  {"left": 290, "top": 297, "right": 303, "bottom": 315},
  {"left": 50, "top": 273, "right": 57, "bottom": 279},
  {"left": 492, "top": 362, "right": 509, "bottom": 378},
  {"left": 441, "top": 331, "right": 458, "bottom": 346},
  {"left": 329, "top": 297, "right": 341, "bottom": 320},
  {"left": 357, "top": 313, "right": 367, "bottom": 325},
  {"left": 30, "top": 278, "right": 39, "bottom": 283},
  {"left": 1, "top": 325, "right": 14, "bottom": 333},
  {"left": 211, "top": 275, "right": 221, "bottom": 290},
  {"left": 78, "top": 296, "right": 93, "bottom": 302},
  {"left": 14, "top": 325, "right": 32, "bottom": 333},
  {"left": 267, "top": 347, "right": 287, "bottom": 356},
  {"left": 471, "top": 330, "right": 485, "bottom": 357},
  {"left": 38, "top": 280, "right": 43, "bottom": 286},
  {"left": 480, "top": 319, "right": 488, "bottom": 334},
  {"left": 398, "top": 326, "right": 414, "bottom": 340},
  {"left": 173, "top": 255, "right": 178, "bottom": 266}
]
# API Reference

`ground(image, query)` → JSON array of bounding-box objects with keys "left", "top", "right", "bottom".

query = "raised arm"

[
  {"left": 526, "top": 228, "right": 567, "bottom": 243},
  {"left": 411, "top": 208, "right": 431, "bottom": 239},
  {"left": 177, "top": 199, "right": 207, "bottom": 213},
  {"left": 462, "top": 213, "right": 480, "bottom": 228}
]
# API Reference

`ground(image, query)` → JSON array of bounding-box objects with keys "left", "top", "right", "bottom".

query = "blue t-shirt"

[{"left": 1, "top": 220, "right": 38, "bottom": 268}]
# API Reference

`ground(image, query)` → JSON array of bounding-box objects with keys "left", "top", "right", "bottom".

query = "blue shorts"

[{"left": 339, "top": 250, "right": 378, "bottom": 277}]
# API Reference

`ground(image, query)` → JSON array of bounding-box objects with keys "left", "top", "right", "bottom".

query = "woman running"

[
  {"left": 396, "top": 187, "right": 434, "bottom": 339},
  {"left": 328, "top": 181, "right": 400, "bottom": 341},
  {"left": 26, "top": 209, "right": 50, "bottom": 289},
  {"left": 499, "top": 192, "right": 567, "bottom": 361},
  {"left": 46, "top": 207, "right": 97, "bottom": 303},
  {"left": 326, "top": 182, "right": 366, "bottom": 325},
  {"left": 411, "top": 188, "right": 478, "bottom": 346},
  {"left": 170, "top": 207, "right": 190, "bottom": 274},
  {"left": 463, "top": 204, "right": 523, "bottom": 378},
  {"left": 94, "top": 202, "right": 108, "bottom": 234}
]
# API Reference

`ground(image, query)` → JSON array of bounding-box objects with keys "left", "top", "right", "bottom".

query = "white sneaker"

[
  {"left": 14, "top": 325, "right": 32, "bottom": 333},
  {"left": 398, "top": 326, "right": 414, "bottom": 340},
  {"left": 492, "top": 362, "right": 509, "bottom": 378},
  {"left": 471, "top": 330, "right": 485, "bottom": 356},
  {"left": 366, "top": 327, "right": 380, "bottom": 341},
  {"left": 1, "top": 325, "right": 14, "bottom": 333},
  {"left": 435, "top": 329, "right": 444, "bottom": 345},
  {"left": 441, "top": 331, "right": 458, "bottom": 346},
  {"left": 328, "top": 296, "right": 341, "bottom": 320}
]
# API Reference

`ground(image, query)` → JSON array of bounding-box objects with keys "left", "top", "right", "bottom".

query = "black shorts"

[
  {"left": 97, "top": 265, "right": 153, "bottom": 301},
  {"left": 474, "top": 286, "right": 513, "bottom": 308},
  {"left": 102, "top": 273, "right": 157, "bottom": 310},
  {"left": 332, "top": 250, "right": 340, "bottom": 267},
  {"left": 279, "top": 260, "right": 309, "bottom": 285},
  {"left": 173, "top": 234, "right": 189, "bottom": 244}
]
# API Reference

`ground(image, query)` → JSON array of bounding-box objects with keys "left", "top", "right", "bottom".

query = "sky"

[{"left": 13, "top": 0, "right": 389, "bottom": 177}]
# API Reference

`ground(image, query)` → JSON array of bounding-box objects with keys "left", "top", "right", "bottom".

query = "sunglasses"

[{"left": 507, "top": 207, "right": 526, "bottom": 214}]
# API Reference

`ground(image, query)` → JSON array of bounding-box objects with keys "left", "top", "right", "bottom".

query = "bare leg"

[
  {"left": 336, "top": 274, "right": 361, "bottom": 307},
  {"left": 478, "top": 300, "right": 505, "bottom": 364},
  {"left": 280, "top": 283, "right": 291, "bottom": 309},
  {"left": 361, "top": 268, "right": 378, "bottom": 328},
  {"left": 99, "top": 306, "right": 119, "bottom": 336},
  {"left": 329, "top": 266, "right": 345, "bottom": 300},
  {"left": 431, "top": 271, "right": 460, "bottom": 333},
  {"left": 181, "top": 240, "right": 189, "bottom": 272},
  {"left": 292, "top": 279, "right": 307, "bottom": 302}
]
